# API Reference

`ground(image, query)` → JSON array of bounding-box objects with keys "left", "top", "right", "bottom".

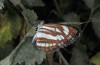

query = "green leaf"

[
  {"left": 0, "top": 43, "right": 13, "bottom": 60},
  {"left": 0, "top": 27, "right": 46, "bottom": 65},
  {"left": 10, "top": 0, "right": 21, "bottom": 6},
  {"left": 0, "top": 23, "right": 13, "bottom": 46},
  {"left": 11, "top": 27, "right": 46, "bottom": 65},
  {"left": 22, "top": 9, "right": 38, "bottom": 25},
  {"left": 83, "top": 0, "right": 100, "bottom": 10},
  {"left": 63, "top": 12, "right": 80, "bottom": 22},
  {"left": 0, "top": 10, "right": 22, "bottom": 46},
  {"left": 9, "top": 11, "right": 22, "bottom": 38},
  {"left": 11, "top": 38, "right": 46, "bottom": 65},
  {"left": 22, "top": 0, "right": 45, "bottom": 7},
  {"left": 90, "top": 52, "right": 100, "bottom": 65},
  {"left": 70, "top": 44, "right": 91, "bottom": 65},
  {"left": 91, "top": 9, "right": 100, "bottom": 38},
  {"left": 0, "top": 54, "right": 12, "bottom": 65}
]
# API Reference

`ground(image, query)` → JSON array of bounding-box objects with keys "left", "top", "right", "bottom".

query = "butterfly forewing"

[{"left": 33, "top": 24, "right": 79, "bottom": 52}]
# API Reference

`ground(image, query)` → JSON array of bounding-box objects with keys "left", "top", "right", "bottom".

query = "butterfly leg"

[
  {"left": 57, "top": 50, "right": 69, "bottom": 65},
  {"left": 32, "top": 34, "right": 37, "bottom": 43}
]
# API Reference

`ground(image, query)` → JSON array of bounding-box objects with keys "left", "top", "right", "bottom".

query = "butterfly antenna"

[
  {"left": 80, "top": 20, "right": 92, "bottom": 38},
  {"left": 81, "top": 10, "right": 94, "bottom": 36},
  {"left": 43, "top": 7, "right": 46, "bottom": 19},
  {"left": 46, "top": 10, "right": 54, "bottom": 20}
]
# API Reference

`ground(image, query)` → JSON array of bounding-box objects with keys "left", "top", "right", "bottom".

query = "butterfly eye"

[{"left": 33, "top": 23, "right": 80, "bottom": 52}]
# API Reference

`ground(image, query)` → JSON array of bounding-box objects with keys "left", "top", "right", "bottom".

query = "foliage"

[
  {"left": 0, "top": 0, "right": 100, "bottom": 65},
  {"left": 90, "top": 52, "right": 100, "bottom": 65},
  {"left": 0, "top": 1, "right": 4, "bottom": 9},
  {"left": 70, "top": 44, "right": 90, "bottom": 65},
  {"left": 21, "top": 0, "right": 45, "bottom": 7},
  {"left": 0, "top": 0, "right": 45, "bottom": 64},
  {"left": 0, "top": 27, "right": 46, "bottom": 65},
  {"left": 63, "top": 12, "right": 80, "bottom": 22},
  {"left": 10, "top": 0, "right": 21, "bottom": 6},
  {"left": 91, "top": 9, "right": 100, "bottom": 38},
  {"left": 0, "top": 10, "right": 22, "bottom": 46},
  {"left": 0, "top": 52, "right": 13, "bottom": 65},
  {"left": 22, "top": 9, "right": 38, "bottom": 25}
]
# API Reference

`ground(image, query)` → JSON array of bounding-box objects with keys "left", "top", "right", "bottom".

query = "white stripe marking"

[
  {"left": 56, "top": 28, "right": 61, "bottom": 33},
  {"left": 62, "top": 25, "right": 69, "bottom": 35},
  {"left": 37, "top": 43, "right": 42, "bottom": 46},
  {"left": 60, "top": 35, "right": 64, "bottom": 39},
  {"left": 39, "top": 26, "right": 62, "bottom": 34},
  {"left": 53, "top": 43, "right": 56, "bottom": 46},
  {"left": 38, "top": 29, "right": 47, "bottom": 32},
  {"left": 41, "top": 43, "right": 45, "bottom": 47},
  {"left": 50, "top": 44, "right": 53, "bottom": 46},
  {"left": 57, "top": 35, "right": 62, "bottom": 40},
  {"left": 63, "top": 30, "right": 68, "bottom": 35},
  {"left": 37, "top": 43, "right": 56, "bottom": 47},
  {"left": 41, "top": 26, "right": 55, "bottom": 31},
  {"left": 46, "top": 43, "right": 49, "bottom": 47},
  {"left": 36, "top": 32, "right": 57, "bottom": 40}
]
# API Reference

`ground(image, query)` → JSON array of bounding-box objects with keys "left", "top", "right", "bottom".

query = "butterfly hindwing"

[{"left": 34, "top": 24, "right": 79, "bottom": 52}]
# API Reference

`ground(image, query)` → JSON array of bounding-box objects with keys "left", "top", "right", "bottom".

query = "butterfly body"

[{"left": 33, "top": 23, "right": 80, "bottom": 52}]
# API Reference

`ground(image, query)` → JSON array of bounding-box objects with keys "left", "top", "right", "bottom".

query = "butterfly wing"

[
  {"left": 35, "top": 24, "right": 79, "bottom": 52},
  {"left": 35, "top": 25, "right": 58, "bottom": 52}
]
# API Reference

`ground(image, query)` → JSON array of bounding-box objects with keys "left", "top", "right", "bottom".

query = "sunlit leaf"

[
  {"left": 90, "top": 52, "right": 100, "bottom": 65},
  {"left": 0, "top": 22, "right": 13, "bottom": 46},
  {"left": 0, "top": 10, "right": 22, "bottom": 46},
  {"left": 91, "top": 9, "right": 100, "bottom": 38}
]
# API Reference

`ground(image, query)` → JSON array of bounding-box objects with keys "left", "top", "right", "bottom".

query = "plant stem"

[
  {"left": 46, "top": 53, "right": 53, "bottom": 65},
  {"left": 80, "top": 9, "right": 94, "bottom": 38},
  {"left": 57, "top": 50, "right": 69, "bottom": 65},
  {"left": 53, "top": 0, "right": 63, "bottom": 16}
]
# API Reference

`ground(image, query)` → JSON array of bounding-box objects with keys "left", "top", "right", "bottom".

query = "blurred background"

[{"left": 0, "top": 0, "right": 100, "bottom": 65}]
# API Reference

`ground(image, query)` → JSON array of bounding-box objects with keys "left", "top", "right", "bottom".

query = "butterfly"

[{"left": 32, "top": 21, "right": 80, "bottom": 52}]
